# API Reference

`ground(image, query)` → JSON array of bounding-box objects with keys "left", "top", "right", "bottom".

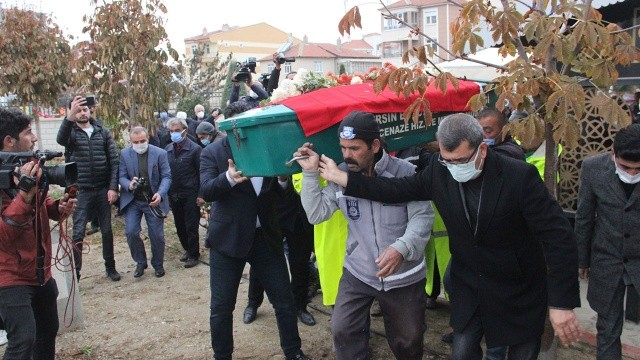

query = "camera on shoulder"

[
  {"left": 234, "top": 57, "right": 257, "bottom": 83},
  {"left": 0, "top": 150, "right": 77, "bottom": 191}
]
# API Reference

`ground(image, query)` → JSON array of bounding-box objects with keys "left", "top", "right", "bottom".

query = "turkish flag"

[{"left": 277, "top": 81, "right": 480, "bottom": 137}]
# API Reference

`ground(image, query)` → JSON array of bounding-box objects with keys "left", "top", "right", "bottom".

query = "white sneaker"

[{"left": 0, "top": 329, "right": 7, "bottom": 346}]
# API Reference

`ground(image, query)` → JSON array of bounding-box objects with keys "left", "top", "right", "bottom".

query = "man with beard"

[
  {"left": 295, "top": 111, "right": 434, "bottom": 359},
  {"left": 57, "top": 95, "right": 121, "bottom": 281}
]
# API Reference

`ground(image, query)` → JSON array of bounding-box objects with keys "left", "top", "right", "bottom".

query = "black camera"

[
  {"left": 276, "top": 42, "right": 295, "bottom": 64},
  {"left": 258, "top": 73, "right": 271, "bottom": 90},
  {"left": 234, "top": 57, "right": 257, "bottom": 83},
  {"left": 0, "top": 150, "right": 78, "bottom": 190},
  {"left": 131, "top": 177, "right": 147, "bottom": 192}
]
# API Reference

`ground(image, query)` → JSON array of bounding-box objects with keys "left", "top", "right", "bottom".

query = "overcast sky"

[{"left": 6, "top": 0, "right": 384, "bottom": 57}]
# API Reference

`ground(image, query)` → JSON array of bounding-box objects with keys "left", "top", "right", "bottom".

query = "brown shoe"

[{"left": 184, "top": 258, "right": 199, "bottom": 268}]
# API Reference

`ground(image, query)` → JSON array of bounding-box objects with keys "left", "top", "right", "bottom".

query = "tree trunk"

[{"left": 543, "top": 122, "right": 558, "bottom": 199}]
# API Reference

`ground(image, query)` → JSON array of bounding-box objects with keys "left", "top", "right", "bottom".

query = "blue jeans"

[
  {"left": 209, "top": 229, "right": 301, "bottom": 359},
  {"left": 123, "top": 199, "right": 166, "bottom": 269},
  {"left": 0, "top": 278, "right": 59, "bottom": 360},
  {"left": 72, "top": 188, "right": 115, "bottom": 272}
]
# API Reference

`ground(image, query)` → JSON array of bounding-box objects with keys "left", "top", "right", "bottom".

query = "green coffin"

[{"left": 218, "top": 104, "right": 452, "bottom": 177}]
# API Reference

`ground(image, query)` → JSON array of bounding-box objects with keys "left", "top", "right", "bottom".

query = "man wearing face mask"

[
  {"left": 119, "top": 126, "right": 171, "bottom": 278},
  {"left": 165, "top": 118, "right": 202, "bottom": 268},
  {"left": 575, "top": 123, "right": 640, "bottom": 359},
  {"left": 57, "top": 95, "right": 121, "bottom": 282},
  {"left": 187, "top": 104, "right": 208, "bottom": 141},
  {"left": 477, "top": 108, "right": 525, "bottom": 161},
  {"left": 295, "top": 111, "right": 434, "bottom": 359},
  {"left": 195, "top": 121, "right": 225, "bottom": 148},
  {"left": 314, "top": 113, "right": 581, "bottom": 359}
]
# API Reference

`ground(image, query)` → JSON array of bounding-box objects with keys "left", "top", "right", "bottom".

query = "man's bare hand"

[
  {"left": 67, "top": 95, "right": 87, "bottom": 122},
  {"left": 293, "top": 143, "right": 320, "bottom": 171},
  {"left": 549, "top": 308, "right": 581, "bottom": 347},
  {"left": 58, "top": 193, "right": 77, "bottom": 217},
  {"left": 16, "top": 161, "right": 41, "bottom": 203},
  {"left": 228, "top": 159, "right": 248, "bottom": 183},
  {"left": 149, "top": 193, "right": 161, "bottom": 207},
  {"left": 196, "top": 197, "right": 205, "bottom": 206},
  {"left": 375, "top": 247, "right": 404, "bottom": 278},
  {"left": 107, "top": 190, "right": 119, "bottom": 204},
  {"left": 318, "top": 155, "right": 347, "bottom": 186}
]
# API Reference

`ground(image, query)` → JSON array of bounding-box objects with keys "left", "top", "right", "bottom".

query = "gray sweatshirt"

[{"left": 301, "top": 151, "right": 434, "bottom": 291}]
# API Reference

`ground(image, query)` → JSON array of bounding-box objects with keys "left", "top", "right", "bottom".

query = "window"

[
  {"left": 410, "top": 12, "right": 419, "bottom": 27},
  {"left": 190, "top": 45, "right": 197, "bottom": 54},
  {"left": 284, "top": 63, "right": 294, "bottom": 74},
  {"left": 424, "top": 10, "right": 437, "bottom": 25},
  {"left": 382, "top": 42, "right": 403, "bottom": 57},
  {"left": 384, "top": 12, "right": 409, "bottom": 30},
  {"left": 314, "top": 61, "right": 323, "bottom": 74},
  {"left": 425, "top": 37, "right": 438, "bottom": 53}
]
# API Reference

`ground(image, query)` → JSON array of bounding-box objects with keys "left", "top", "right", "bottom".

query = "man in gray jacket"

[
  {"left": 295, "top": 111, "right": 434, "bottom": 360},
  {"left": 576, "top": 123, "right": 640, "bottom": 359}
]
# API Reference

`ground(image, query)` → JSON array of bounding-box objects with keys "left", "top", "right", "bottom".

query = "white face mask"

[
  {"left": 196, "top": 111, "right": 205, "bottom": 119},
  {"left": 132, "top": 142, "right": 148, "bottom": 154},
  {"left": 446, "top": 146, "right": 483, "bottom": 183},
  {"left": 614, "top": 158, "right": 640, "bottom": 184}
]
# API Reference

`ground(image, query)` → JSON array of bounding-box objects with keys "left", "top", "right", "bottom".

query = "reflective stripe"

[
  {"left": 431, "top": 230, "right": 448, "bottom": 238},
  {"left": 383, "top": 257, "right": 426, "bottom": 282}
]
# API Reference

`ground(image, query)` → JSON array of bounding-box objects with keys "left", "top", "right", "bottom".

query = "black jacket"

[
  {"left": 165, "top": 137, "right": 202, "bottom": 196},
  {"left": 56, "top": 119, "right": 119, "bottom": 191},
  {"left": 199, "top": 137, "right": 291, "bottom": 257},
  {"left": 345, "top": 149, "right": 580, "bottom": 347}
]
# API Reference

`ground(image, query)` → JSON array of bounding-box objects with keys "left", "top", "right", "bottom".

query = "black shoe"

[
  {"left": 425, "top": 297, "right": 438, "bottom": 310},
  {"left": 286, "top": 352, "right": 311, "bottom": 360},
  {"left": 184, "top": 258, "right": 199, "bottom": 268},
  {"left": 298, "top": 309, "right": 316, "bottom": 326},
  {"left": 134, "top": 264, "right": 147, "bottom": 278},
  {"left": 86, "top": 227, "right": 100, "bottom": 235},
  {"left": 106, "top": 268, "right": 121, "bottom": 281},
  {"left": 179, "top": 252, "right": 189, "bottom": 262},
  {"left": 154, "top": 267, "right": 165, "bottom": 278},
  {"left": 243, "top": 306, "right": 257, "bottom": 324},
  {"left": 441, "top": 331, "right": 453, "bottom": 344}
]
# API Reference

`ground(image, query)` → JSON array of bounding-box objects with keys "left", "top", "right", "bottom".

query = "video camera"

[
  {"left": 276, "top": 42, "right": 295, "bottom": 65},
  {"left": 0, "top": 150, "right": 78, "bottom": 190},
  {"left": 258, "top": 73, "right": 271, "bottom": 90},
  {"left": 234, "top": 57, "right": 257, "bottom": 83}
]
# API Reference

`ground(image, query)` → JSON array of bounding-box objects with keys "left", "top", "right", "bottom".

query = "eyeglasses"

[{"left": 438, "top": 146, "right": 479, "bottom": 166}]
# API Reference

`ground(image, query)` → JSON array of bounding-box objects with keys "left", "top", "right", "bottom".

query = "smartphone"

[{"left": 85, "top": 96, "right": 96, "bottom": 107}]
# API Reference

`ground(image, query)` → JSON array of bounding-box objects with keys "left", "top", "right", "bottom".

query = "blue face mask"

[
  {"left": 159, "top": 112, "right": 168, "bottom": 119},
  {"left": 482, "top": 138, "right": 496, "bottom": 146},
  {"left": 170, "top": 130, "right": 184, "bottom": 143},
  {"left": 201, "top": 139, "right": 211, "bottom": 146}
]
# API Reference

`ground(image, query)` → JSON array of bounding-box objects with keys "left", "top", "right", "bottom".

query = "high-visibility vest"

[{"left": 425, "top": 206, "right": 450, "bottom": 299}]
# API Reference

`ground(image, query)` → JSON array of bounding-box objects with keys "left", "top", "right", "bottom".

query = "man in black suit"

[
  {"left": 199, "top": 136, "right": 309, "bottom": 360},
  {"left": 309, "top": 113, "right": 581, "bottom": 359}
]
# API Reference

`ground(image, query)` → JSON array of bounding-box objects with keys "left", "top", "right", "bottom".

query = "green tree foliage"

[
  {"left": 176, "top": 94, "right": 206, "bottom": 117},
  {"left": 339, "top": 64, "right": 346, "bottom": 75},
  {"left": 340, "top": 0, "right": 640, "bottom": 193},
  {"left": 0, "top": 6, "right": 71, "bottom": 149},
  {"left": 74, "top": 0, "right": 184, "bottom": 138}
]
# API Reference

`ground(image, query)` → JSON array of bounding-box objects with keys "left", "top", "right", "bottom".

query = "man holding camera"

[
  {"left": 119, "top": 126, "right": 171, "bottom": 278},
  {"left": 0, "top": 108, "right": 77, "bottom": 359},
  {"left": 229, "top": 63, "right": 269, "bottom": 110},
  {"left": 57, "top": 95, "right": 121, "bottom": 281}
]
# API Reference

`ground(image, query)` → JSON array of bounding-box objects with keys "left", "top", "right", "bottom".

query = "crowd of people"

[{"left": 0, "top": 54, "right": 638, "bottom": 359}]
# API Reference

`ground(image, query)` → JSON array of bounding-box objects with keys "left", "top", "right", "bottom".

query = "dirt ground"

[{"left": 0, "top": 212, "right": 626, "bottom": 359}]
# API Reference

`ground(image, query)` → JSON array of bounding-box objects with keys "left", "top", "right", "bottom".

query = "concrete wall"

[{"left": 35, "top": 117, "right": 65, "bottom": 152}]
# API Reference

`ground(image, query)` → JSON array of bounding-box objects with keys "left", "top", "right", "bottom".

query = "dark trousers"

[
  {"left": 72, "top": 188, "right": 115, "bottom": 273},
  {"left": 0, "top": 278, "right": 59, "bottom": 360},
  {"left": 429, "top": 254, "right": 441, "bottom": 299},
  {"left": 331, "top": 269, "right": 427, "bottom": 360},
  {"left": 596, "top": 278, "right": 637, "bottom": 359},
  {"left": 452, "top": 308, "right": 540, "bottom": 360},
  {"left": 169, "top": 193, "right": 200, "bottom": 259},
  {"left": 248, "top": 219, "right": 314, "bottom": 310},
  {"left": 209, "top": 229, "right": 301, "bottom": 359}
]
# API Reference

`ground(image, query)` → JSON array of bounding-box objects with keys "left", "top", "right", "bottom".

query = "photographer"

[
  {"left": 229, "top": 66, "right": 269, "bottom": 110},
  {"left": 266, "top": 52, "right": 297, "bottom": 95},
  {"left": 0, "top": 108, "right": 76, "bottom": 360}
]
